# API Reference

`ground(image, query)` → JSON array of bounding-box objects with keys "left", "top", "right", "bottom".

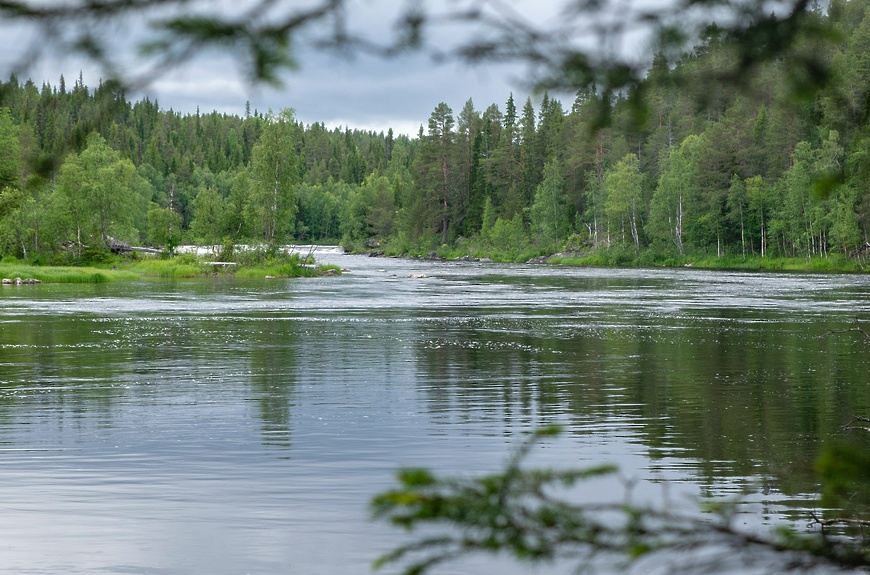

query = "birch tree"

[
  {"left": 603, "top": 153, "right": 643, "bottom": 250},
  {"left": 246, "top": 108, "right": 300, "bottom": 244}
]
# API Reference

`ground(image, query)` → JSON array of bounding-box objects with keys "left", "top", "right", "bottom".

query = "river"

[{"left": 1, "top": 251, "right": 869, "bottom": 574}]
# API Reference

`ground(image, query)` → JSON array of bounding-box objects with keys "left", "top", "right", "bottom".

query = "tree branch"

[
  {"left": 818, "top": 322, "right": 870, "bottom": 342},
  {"left": 843, "top": 416, "right": 870, "bottom": 434},
  {"left": 808, "top": 511, "right": 870, "bottom": 530}
]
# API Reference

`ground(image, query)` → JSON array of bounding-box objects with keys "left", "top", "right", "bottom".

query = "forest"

[{"left": 1, "top": 0, "right": 870, "bottom": 269}]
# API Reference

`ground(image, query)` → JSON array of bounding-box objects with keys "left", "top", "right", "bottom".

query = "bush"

[
  {"left": 79, "top": 246, "right": 115, "bottom": 266},
  {"left": 217, "top": 238, "right": 235, "bottom": 262}
]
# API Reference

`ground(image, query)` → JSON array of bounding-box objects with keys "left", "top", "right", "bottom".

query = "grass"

[
  {"left": 234, "top": 263, "right": 316, "bottom": 278},
  {"left": 688, "top": 254, "right": 865, "bottom": 272},
  {"left": 377, "top": 238, "right": 546, "bottom": 264},
  {"left": 127, "top": 258, "right": 209, "bottom": 278},
  {"left": 0, "top": 250, "right": 343, "bottom": 284},
  {"left": 234, "top": 262, "right": 341, "bottom": 278},
  {"left": 547, "top": 250, "right": 867, "bottom": 273},
  {"left": 0, "top": 263, "right": 139, "bottom": 283}
]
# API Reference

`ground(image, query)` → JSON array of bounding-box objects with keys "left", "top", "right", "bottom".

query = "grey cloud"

[
  {"left": 141, "top": 45, "right": 531, "bottom": 137},
  {"left": 1, "top": 1, "right": 577, "bottom": 136}
]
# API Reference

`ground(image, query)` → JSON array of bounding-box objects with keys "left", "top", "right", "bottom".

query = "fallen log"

[{"left": 105, "top": 236, "right": 161, "bottom": 255}]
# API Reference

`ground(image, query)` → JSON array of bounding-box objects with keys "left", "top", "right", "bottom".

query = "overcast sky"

[
  {"left": 145, "top": 46, "right": 533, "bottom": 137},
  {"left": 1, "top": 0, "right": 658, "bottom": 137}
]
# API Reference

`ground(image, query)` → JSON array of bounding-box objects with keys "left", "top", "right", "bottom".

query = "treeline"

[
  {"left": 0, "top": 75, "right": 413, "bottom": 261},
  {"left": 1, "top": 0, "right": 870, "bottom": 265}
]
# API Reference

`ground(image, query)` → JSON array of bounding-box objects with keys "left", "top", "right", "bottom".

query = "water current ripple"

[{"left": 1, "top": 255, "right": 869, "bottom": 574}]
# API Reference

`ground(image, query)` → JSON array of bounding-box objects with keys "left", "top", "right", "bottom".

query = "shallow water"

[{"left": 2, "top": 253, "right": 869, "bottom": 574}]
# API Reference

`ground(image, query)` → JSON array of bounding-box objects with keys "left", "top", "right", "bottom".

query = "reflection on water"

[{"left": 1, "top": 253, "right": 870, "bottom": 574}]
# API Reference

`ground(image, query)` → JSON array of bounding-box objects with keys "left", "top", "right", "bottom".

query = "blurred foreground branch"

[
  {"left": 372, "top": 426, "right": 870, "bottom": 575},
  {"left": 0, "top": 0, "right": 832, "bottom": 99}
]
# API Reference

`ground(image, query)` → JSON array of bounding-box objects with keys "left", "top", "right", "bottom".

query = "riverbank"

[
  {"left": 0, "top": 254, "right": 342, "bottom": 284},
  {"left": 360, "top": 244, "right": 869, "bottom": 273},
  {"left": 22, "top": 242, "right": 855, "bottom": 282},
  {"left": 0, "top": 263, "right": 140, "bottom": 283},
  {"left": 545, "top": 252, "right": 868, "bottom": 273}
]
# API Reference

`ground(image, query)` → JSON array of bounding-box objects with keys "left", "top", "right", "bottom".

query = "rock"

[
  {"left": 368, "top": 250, "right": 385, "bottom": 257},
  {"left": 264, "top": 275, "right": 276, "bottom": 279},
  {"left": 2, "top": 277, "right": 41, "bottom": 285}
]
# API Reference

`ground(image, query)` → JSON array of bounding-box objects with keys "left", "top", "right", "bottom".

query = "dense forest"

[{"left": 1, "top": 0, "right": 870, "bottom": 267}]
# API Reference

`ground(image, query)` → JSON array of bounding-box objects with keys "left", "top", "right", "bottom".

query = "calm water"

[{"left": 2, "top": 252, "right": 870, "bottom": 574}]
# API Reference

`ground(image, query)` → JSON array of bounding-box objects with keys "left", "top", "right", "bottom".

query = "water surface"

[{"left": 2, "top": 253, "right": 869, "bottom": 574}]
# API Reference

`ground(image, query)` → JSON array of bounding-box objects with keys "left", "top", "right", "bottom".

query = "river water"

[{"left": 1, "top": 251, "right": 870, "bottom": 574}]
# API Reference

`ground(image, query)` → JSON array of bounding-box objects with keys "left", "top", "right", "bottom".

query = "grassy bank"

[
  {"left": 234, "top": 262, "right": 341, "bottom": 278},
  {"left": 367, "top": 239, "right": 546, "bottom": 264},
  {"left": 368, "top": 239, "right": 868, "bottom": 273},
  {"left": 0, "top": 251, "right": 342, "bottom": 284},
  {"left": 127, "top": 257, "right": 209, "bottom": 278},
  {"left": 547, "top": 251, "right": 867, "bottom": 273},
  {"left": 360, "top": 240, "right": 869, "bottom": 272},
  {"left": 0, "top": 262, "right": 139, "bottom": 283},
  {"left": 688, "top": 254, "right": 865, "bottom": 272}
]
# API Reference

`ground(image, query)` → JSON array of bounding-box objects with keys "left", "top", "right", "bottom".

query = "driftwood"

[
  {"left": 844, "top": 416, "right": 870, "bottom": 433},
  {"left": 818, "top": 321, "right": 870, "bottom": 342}
]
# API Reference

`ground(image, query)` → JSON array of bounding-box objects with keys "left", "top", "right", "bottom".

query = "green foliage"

[
  {"left": 56, "top": 133, "right": 141, "bottom": 250},
  {"left": 0, "top": 263, "right": 137, "bottom": 283},
  {"left": 146, "top": 204, "right": 183, "bottom": 251},
  {"left": 233, "top": 262, "right": 315, "bottom": 278},
  {"left": 189, "top": 185, "right": 228, "bottom": 246},
  {"left": 483, "top": 215, "right": 531, "bottom": 261},
  {"left": 217, "top": 237, "right": 235, "bottom": 262},
  {"left": 603, "top": 154, "right": 644, "bottom": 250},
  {"left": 559, "top": 246, "right": 639, "bottom": 267},
  {"left": 372, "top": 427, "right": 623, "bottom": 574},
  {"left": 528, "top": 160, "right": 568, "bottom": 249},
  {"left": 1, "top": 2, "right": 870, "bottom": 267},
  {"left": 373, "top": 426, "right": 870, "bottom": 575},
  {"left": 230, "top": 250, "right": 336, "bottom": 278},
  {"left": 647, "top": 134, "right": 704, "bottom": 253},
  {"left": 246, "top": 108, "right": 301, "bottom": 244},
  {"left": 129, "top": 257, "right": 206, "bottom": 278},
  {"left": 364, "top": 174, "right": 398, "bottom": 241},
  {"left": 78, "top": 245, "right": 115, "bottom": 266},
  {"left": 817, "top": 442, "right": 870, "bottom": 508},
  {"left": 0, "top": 108, "right": 20, "bottom": 190}
]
